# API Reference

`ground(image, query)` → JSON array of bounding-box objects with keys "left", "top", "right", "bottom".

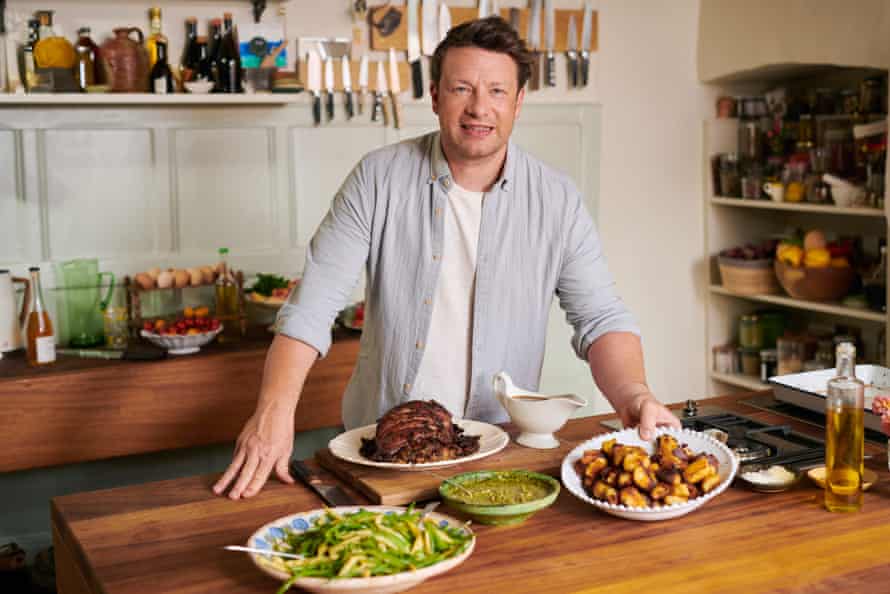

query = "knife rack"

[
  {"left": 296, "top": 59, "right": 412, "bottom": 93},
  {"left": 369, "top": 4, "right": 597, "bottom": 53}
]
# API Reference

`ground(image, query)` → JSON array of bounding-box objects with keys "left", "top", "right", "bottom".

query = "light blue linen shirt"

[{"left": 275, "top": 131, "right": 639, "bottom": 429}]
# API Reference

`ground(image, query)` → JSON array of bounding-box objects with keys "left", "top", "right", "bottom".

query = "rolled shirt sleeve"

[
  {"left": 556, "top": 185, "right": 640, "bottom": 361},
  {"left": 273, "top": 160, "right": 373, "bottom": 357}
]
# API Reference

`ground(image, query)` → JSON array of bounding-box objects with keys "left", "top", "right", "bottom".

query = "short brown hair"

[{"left": 430, "top": 16, "right": 533, "bottom": 90}]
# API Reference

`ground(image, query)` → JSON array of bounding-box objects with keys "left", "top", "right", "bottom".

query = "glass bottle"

[
  {"left": 145, "top": 7, "right": 166, "bottom": 69},
  {"left": 22, "top": 18, "right": 40, "bottom": 92},
  {"left": 216, "top": 13, "right": 242, "bottom": 93},
  {"left": 214, "top": 248, "right": 241, "bottom": 342},
  {"left": 193, "top": 38, "right": 212, "bottom": 83},
  {"left": 207, "top": 19, "right": 223, "bottom": 89},
  {"left": 149, "top": 40, "right": 174, "bottom": 94},
  {"left": 74, "top": 27, "right": 98, "bottom": 91},
  {"left": 26, "top": 266, "right": 56, "bottom": 367},
  {"left": 825, "top": 342, "right": 864, "bottom": 512},
  {"left": 180, "top": 17, "right": 199, "bottom": 83},
  {"left": 103, "top": 285, "right": 128, "bottom": 349},
  {"left": 32, "top": 10, "right": 75, "bottom": 70}
]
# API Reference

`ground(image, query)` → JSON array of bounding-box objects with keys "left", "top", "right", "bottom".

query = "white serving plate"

[
  {"left": 769, "top": 364, "right": 890, "bottom": 432},
  {"left": 248, "top": 505, "right": 475, "bottom": 594},
  {"left": 561, "top": 427, "right": 738, "bottom": 522},
  {"left": 329, "top": 420, "right": 509, "bottom": 471}
]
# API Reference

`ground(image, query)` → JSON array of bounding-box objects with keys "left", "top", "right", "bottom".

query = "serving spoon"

[{"left": 223, "top": 545, "right": 303, "bottom": 560}]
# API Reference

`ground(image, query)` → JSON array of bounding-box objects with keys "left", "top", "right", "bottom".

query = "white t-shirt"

[{"left": 411, "top": 178, "right": 483, "bottom": 419}]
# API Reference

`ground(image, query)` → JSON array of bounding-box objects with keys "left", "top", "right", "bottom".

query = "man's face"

[{"left": 431, "top": 46, "right": 525, "bottom": 162}]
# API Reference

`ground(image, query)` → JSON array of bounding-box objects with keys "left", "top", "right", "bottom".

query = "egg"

[
  {"left": 146, "top": 267, "right": 162, "bottom": 281},
  {"left": 156, "top": 270, "right": 174, "bottom": 289},
  {"left": 188, "top": 267, "right": 203, "bottom": 287},
  {"left": 134, "top": 272, "right": 155, "bottom": 290},
  {"left": 200, "top": 265, "right": 215, "bottom": 284},
  {"left": 173, "top": 269, "right": 190, "bottom": 288}
]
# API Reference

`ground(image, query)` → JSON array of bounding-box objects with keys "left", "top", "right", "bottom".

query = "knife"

[
  {"left": 407, "top": 0, "right": 423, "bottom": 99},
  {"left": 438, "top": 3, "right": 452, "bottom": 44},
  {"left": 544, "top": 0, "right": 556, "bottom": 87},
  {"left": 527, "top": 0, "right": 541, "bottom": 91},
  {"left": 478, "top": 0, "right": 490, "bottom": 19},
  {"left": 372, "top": 60, "right": 388, "bottom": 125},
  {"left": 388, "top": 48, "right": 402, "bottom": 129},
  {"left": 307, "top": 51, "right": 322, "bottom": 126},
  {"left": 566, "top": 15, "right": 578, "bottom": 89},
  {"left": 324, "top": 55, "right": 335, "bottom": 121},
  {"left": 508, "top": 7, "right": 520, "bottom": 33},
  {"left": 341, "top": 56, "right": 354, "bottom": 120},
  {"left": 421, "top": 0, "right": 438, "bottom": 57},
  {"left": 289, "top": 459, "right": 357, "bottom": 507},
  {"left": 357, "top": 54, "right": 368, "bottom": 115},
  {"left": 580, "top": 1, "right": 593, "bottom": 87},
  {"left": 57, "top": 347, "right": 167, "bottom": 361}
]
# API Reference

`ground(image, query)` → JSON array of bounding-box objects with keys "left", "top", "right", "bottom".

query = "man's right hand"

[{"left": 212, "top": 402, "right": 296, "bottom": 499}]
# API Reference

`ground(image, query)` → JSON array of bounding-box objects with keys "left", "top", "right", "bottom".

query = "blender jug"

[{"left": 55, "top": 259, "right": 115, "bottom": 347}]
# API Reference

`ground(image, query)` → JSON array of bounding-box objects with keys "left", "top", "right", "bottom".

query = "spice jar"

[
  {"left": 739, "top": 347, "right": 761, "bottom": 377},
  {"left": 713, "top": 344, "right": 738, "bottom": 374},
  {"left": 739, "top": 314, "right": 764, "bottom": 349},
  {"left": 719, "top": 153, "right": 741, "bottom": 197},
  {"left": 777, "top": 337, "right": 804, "bottom": 375},
  {"left": 760, "top": 348, "right": 778, "bottom": 381}
]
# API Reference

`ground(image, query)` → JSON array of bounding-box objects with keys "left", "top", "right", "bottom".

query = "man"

[{"left": 214, "top": 17, "right": 679, "bottom": 500}]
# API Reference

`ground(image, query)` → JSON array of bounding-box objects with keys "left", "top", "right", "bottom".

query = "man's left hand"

[{"left": 616, "top": 391, "right": 681, "bottom": 440}]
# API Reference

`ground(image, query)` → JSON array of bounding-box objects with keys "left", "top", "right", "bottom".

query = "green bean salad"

[{"left": 264, "top": 507, "right": 473, "bottom": 593}]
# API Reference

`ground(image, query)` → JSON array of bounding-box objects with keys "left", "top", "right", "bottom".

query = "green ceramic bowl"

[{"left": 438, "top": 470, "right": 560, "bottom": 526}]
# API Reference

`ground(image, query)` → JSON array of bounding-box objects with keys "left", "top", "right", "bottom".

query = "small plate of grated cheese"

[{"left": 736, "top": 463, "right": 802, "bottom": 493}]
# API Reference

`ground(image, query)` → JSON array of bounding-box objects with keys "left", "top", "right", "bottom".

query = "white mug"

[{"left": 763, "top": 181, "right": 784, "bottom": 202}]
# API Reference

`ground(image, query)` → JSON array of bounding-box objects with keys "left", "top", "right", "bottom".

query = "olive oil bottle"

[
  {"left": 214, "top": 247, "right": 240, "bottom": 342},
  {"left": 825, "top": 342, "right": 864, "bottom": 512}
]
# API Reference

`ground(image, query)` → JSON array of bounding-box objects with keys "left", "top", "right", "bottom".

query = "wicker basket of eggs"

[{"left": 132, "top": 265, "right": 220, "bottom": 291}]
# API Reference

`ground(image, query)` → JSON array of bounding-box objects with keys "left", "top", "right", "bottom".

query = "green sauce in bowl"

[{"left": 439, "top": 470, "right": 560, "bottom": 525}]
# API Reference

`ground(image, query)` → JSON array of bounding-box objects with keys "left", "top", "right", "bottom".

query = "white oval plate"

[
  {"left": 329, "top": 420, "right": 509, "bottom": 471},
  {"left": 560, "top": 427, "right": 738, "bottom": 521},
  {"left": 248, "top": 505, "right": 475, "bottom": 594}
]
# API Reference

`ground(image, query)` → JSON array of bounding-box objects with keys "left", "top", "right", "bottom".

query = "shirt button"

[
  {"left": 432, "top": 254, "right": 440, "bottom": 261},
  {"left": 434, "top": 208, "right": 443, "bottom": 217},
  {"left": 403, "top": 383, "right": 412, "bottom": 393},
  {"left": 424, "top": 297, "right": 432, "bottom": 305},
  {"left": 443, "top": 179, "right": 451, "bottom": 188},
  {"left": 416, "top": 341, "right": 424, "bottom": 349}
]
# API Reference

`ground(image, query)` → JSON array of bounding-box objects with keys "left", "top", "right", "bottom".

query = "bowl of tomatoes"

[{"left": 140, "top": 307, "right": 223, "bottom": 355}]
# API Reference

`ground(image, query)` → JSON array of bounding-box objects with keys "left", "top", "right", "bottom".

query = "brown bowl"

[{"left": 774, "top": 260, "right": 854, "bottom": 301}]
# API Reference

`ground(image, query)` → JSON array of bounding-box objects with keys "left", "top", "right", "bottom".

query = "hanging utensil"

[
  {"left": 407, "top": 0, "right": 423, "bottom": 98},
  {"left": 566, "top": 15, "right": 578, "bottom": 89}
]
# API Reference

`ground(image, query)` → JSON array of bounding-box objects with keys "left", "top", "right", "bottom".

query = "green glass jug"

[{"left": 55, "top": 259, "right": 115, "bottom": 347}]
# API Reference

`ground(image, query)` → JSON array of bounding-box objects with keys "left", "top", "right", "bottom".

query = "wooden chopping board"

[{"left": 316, "top": 419, "right": 608, "bottom": 505}]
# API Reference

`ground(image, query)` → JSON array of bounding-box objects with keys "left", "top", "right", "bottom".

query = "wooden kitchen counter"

[
  {"left": 0, "top": 327, "right": 360, "bottom": 472},
  {"left": 52, "top": 393, "right": 890, "bottom": 594}
]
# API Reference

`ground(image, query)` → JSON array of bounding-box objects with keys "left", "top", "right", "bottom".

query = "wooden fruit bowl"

[{"left": 774, "top": 260, "right": 854, "bottom": 302}]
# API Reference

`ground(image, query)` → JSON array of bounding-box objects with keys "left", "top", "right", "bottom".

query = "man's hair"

[{"left": 430, "top": 16, "right": 533, "bottom": 90}]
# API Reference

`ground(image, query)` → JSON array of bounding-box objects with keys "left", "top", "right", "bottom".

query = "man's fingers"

[
  {"left": 275, "top": 457, "right": 295, "bottom": 485},
  {"left": 229, "top": 449, "right": 260, "bottom": 500},
  {"left": 243, "top": 455, "right": 276, "bottom": 498},
  {"left": 213, "top": 447, "right": 246, "bottom": 495},
  {"left": 638, "top": 400, "right": 657, "bottom": 440}
]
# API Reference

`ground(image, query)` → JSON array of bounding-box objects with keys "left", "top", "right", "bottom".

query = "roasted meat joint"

[{"left": 360, "top": 400, "right": 481, "bottom": 464}]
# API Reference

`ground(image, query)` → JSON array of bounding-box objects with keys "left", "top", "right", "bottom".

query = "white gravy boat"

[{"left": 493, "top": 371, "right": 586, "bottom": 449}]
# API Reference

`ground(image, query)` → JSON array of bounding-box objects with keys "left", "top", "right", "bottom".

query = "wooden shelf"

[
  {"left": 709, "top": 285, "right": 887, "bottom": 322},
  {"left": 0, "top": 93, "right": 304, "bottom": 106},
  {"left": 710, "top": 371, "right": 768, "bottom": 392},
  {"left": 710, "top": 284, "right": 888, "bottom": 322},
  {"left": 710, "top": 197, "right": 885, "bottom": 218}
]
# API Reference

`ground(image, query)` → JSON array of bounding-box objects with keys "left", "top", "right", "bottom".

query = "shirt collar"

[{"left": 428, "top": 131, "right": 514, "bottom": 191}]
